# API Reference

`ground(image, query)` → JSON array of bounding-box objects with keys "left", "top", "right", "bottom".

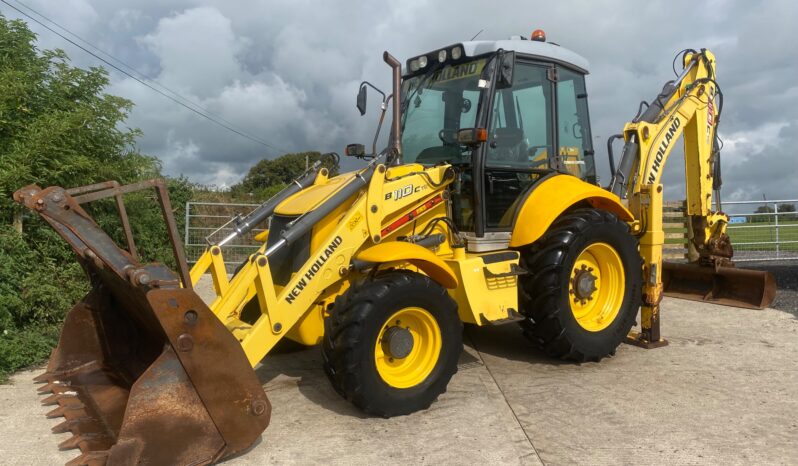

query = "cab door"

[{"left": 481, "top": 61, "right": 555, "bottom": 230}]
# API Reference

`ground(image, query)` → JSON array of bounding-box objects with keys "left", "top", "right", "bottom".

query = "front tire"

[
  {"left": 519, "top": 208, "right": 641, "bottom": 362},
  {"left": 322, "top": 271, "right": 462, "bottom": 417}
]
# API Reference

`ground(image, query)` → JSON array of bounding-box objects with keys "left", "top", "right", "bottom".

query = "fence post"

[
  {"left": 185, "top": 202, "right": 191, "bottom": 249},
  {"left": 774, "top": 203, "right": 780, "bottom": 259}
]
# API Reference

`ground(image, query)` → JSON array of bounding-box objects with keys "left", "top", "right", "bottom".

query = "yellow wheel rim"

[
  {"left": 569, "top": 242, "right": 625, "bottom": 332},
  {"left": 374, "top": 307, "right": 442, "bottom": 389}
]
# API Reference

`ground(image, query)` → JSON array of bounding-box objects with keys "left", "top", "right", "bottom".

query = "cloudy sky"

[{"left": 3, "top": 0, "right": 797, "bottom": 202}]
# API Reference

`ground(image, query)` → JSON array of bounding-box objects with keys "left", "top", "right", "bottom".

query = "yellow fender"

[
  {"left": 356, "top": 242, "right": 459, "bottom": 289},
  {"left": 509, "top": 174, "right": 634, "bottom": 248}
]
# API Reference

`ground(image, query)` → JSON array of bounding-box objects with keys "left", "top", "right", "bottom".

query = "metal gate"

[
  {"left": 184, "top": 201, "right": 265, "bottom": 265},
  {"left": 723, "top": 199, "right": 798, "bottom": 262},
  {"left": 659, "top": 199, "right": 798, "bottom": 263}
]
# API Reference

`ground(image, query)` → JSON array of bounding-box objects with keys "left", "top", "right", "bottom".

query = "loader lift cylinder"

[
  {"left": 266, "top": 165, "right": 377, "bottom": 257},
  {"left": 217, "top": 160, "right": 325, "bottom": 247}
]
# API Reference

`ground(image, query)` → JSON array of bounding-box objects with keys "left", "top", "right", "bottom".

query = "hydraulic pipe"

[
  {"left": 217, "top": 162, "right": 322, "bottom": 246},
  {"left": 609, "top": 134, "right": 639, "bottom": 198}
]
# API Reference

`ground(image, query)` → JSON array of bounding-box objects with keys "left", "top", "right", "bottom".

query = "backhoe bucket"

[
  {"left": 662, "top": 261, "right": 776, "bottom": 310},
  {"left": 15, "top": 182, "right": 270, "bottom": 465}
]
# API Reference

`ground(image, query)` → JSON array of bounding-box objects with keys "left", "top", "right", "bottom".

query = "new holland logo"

[
  {"left": 646, "top": 117, "right": 681, "bottom": 183},
  {"left": 285, "top": 235, "right": 343, "bottom": 304}
]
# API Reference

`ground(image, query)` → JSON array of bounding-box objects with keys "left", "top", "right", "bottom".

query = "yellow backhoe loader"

[{"left": 17, "top": 31, "right": 775, "bottom": 465}]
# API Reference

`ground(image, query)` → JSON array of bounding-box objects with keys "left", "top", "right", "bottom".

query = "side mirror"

[
  {"left": 496, "top": 51, "right": 515, "bottom": 89},
  {"left": 357, "top": 85, "right": 367, "bottom": 116},
  {"left": 345, "top": 143, "right": 366, "bottom": 157},
  {"left": 456, "top": 128, "right": 488, "bottom": 147}
]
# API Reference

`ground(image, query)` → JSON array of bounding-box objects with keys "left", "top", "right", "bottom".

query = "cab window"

[
  {"left": 486, "top": 64, "right": 553, "bottom": 169},
  {"left": 556, "top": 68, "right": 595, "bottom": 182}
]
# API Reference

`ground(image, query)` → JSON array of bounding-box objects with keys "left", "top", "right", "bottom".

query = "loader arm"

[
  {"left": 197, "top": 161, "right": 456, "bottom": 367},
  {"left": 607, "top": 49, "right": 775, "bottom": 346}
]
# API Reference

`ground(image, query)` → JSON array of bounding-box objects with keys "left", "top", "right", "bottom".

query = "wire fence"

[{"left": 184, "top": 201, "right": 265, "bottom": 267}]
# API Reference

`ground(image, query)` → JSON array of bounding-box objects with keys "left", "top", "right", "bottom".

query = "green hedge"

[{"left": 0, "top": 225, "right": 88, "bottom": 381}]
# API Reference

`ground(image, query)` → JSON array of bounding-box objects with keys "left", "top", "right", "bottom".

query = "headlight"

[
  {"left": 438, "top": 49, "right": 447, "bottom": 63},
  {"left": 409, "top": 59, "right": 420, "bottom": 72},
  {"left": 451, "top": 46, "right": 462, "bottom": 60},
  {"left": 418, "top": 55, "right": 428, "bottom": 68}
]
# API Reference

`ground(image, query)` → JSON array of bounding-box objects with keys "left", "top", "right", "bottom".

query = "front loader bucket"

[
  {"left": 662, "top": 261, "right": 776, "bottom": 310},
  {"left": 15, "top": 182, "right": 270, "bottom": 465}
]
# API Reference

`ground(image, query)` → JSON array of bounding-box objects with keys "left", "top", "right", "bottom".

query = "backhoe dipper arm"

[
  {"left": 609, "top": 50, "right": 727, "bottom": 347},
  {"left": 610, "top": 50, "right": 721, "bottom": 220}
]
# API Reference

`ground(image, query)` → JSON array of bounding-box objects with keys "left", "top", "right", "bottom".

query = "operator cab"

[{"left": 400, "top": 33, "right": 595, "bottom": 247}]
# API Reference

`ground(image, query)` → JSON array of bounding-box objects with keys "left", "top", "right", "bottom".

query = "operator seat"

[{"left": 490, "top": 127, "right": 526, "bottom": 162}]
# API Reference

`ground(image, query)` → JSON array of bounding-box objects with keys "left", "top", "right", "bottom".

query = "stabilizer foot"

[{"left": 625, "top": 332, "right": 669, "bottom": 349}]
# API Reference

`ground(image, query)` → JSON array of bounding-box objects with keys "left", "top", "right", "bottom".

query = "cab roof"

[{"left": 461, "top": 38, "right": 589, "bottom": 74}]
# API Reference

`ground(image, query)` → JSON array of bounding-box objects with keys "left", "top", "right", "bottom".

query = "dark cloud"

[{"left": 4, "top": 0, "right": 796, "bottom": 198}]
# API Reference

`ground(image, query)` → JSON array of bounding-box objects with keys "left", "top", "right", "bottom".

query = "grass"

[
  {"left": 661, "top": 219, "right": 798, "bottom": 253},
  {"left": 728, "top": 220, "right": 798, "bottom": 252}
]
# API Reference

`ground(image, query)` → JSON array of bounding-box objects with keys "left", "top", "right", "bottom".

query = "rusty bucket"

[
  {"left": 15, "top": 182, "right": 270, "bottom": 465},
  {"left": 662, "top": 261, "right": 776, "bottom": 310}
]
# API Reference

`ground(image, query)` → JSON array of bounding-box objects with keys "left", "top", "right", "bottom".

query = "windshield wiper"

[{"left": 402, "top": 62, "right": 445, "bottom": 116}]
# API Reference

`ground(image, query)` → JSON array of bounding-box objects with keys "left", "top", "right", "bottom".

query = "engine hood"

[{"left": 274, "top": 170, "right": 359, "bottom": 216}]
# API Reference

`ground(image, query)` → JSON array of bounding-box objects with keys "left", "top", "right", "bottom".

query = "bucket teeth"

[
  {"left": 52, "top": 419, "right": 78, "bottom": 434},
  {"left": 46, "top": 406, "right": 69, "bottom": 418},
  {"left": 37, "top": 382, "right": 56, "bottom": 394},
  {"left": 33, "top": 371, "right": 52, "bottom": 383},
  {"left": 41, "top": 393, "right": 62, "bottom": 406},
  {"left": 46, "top": 402, "right": 84, "bottom": 419},
  {"left": 38, "top": 380, "right": 70, "bottom": 394},
  {"left": 66, "top": 451, "right": 108, "bottom": 466},
  {"left": 58, "top": 434, "right": 85, "bottom": 451}
]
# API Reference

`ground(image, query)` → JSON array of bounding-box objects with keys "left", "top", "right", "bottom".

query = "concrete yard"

[{"left": 1, "top": 297, "right": 796, "bottom": 465}]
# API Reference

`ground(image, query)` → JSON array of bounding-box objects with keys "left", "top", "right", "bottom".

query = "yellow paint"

[
  {"left": 445, "top": 251, "right": 520, "bottom": 325},
  {"left": 568, "top": 242, "right": 625, "bottom": 332},
  {"left": 188, "top": 246, "right": 229, "bottom": 309},
  {"left": 275, "top": 172, "right": 354, "bottom": 216},
  {"left": 253, "top": 229, "right": 269, "bottom": 242},
  {"left": 374, "top": 307, "right": 442, "bottom": 389},
  {"left": 357, "top": 241, "right": 458, "bottom": 289},
  {"left": 285, "top": 303, "right": 325, "bottom": 345},
  {"left": 510, "top": 174, "right": 633, "bottom": 247}
]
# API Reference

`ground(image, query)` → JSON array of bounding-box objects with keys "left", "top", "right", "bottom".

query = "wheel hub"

[
  {"left": 381, "top": 326, "right": 414, "bottom": 359},
  {"left": 573, "top": 265, "right": 598, "bottom": 301}
]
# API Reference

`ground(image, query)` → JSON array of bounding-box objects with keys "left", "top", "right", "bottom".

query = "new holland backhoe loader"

[{"left": 17, "top": 30, "right": 775, "bottom": 465}]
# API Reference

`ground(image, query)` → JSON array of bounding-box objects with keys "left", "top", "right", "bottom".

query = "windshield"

[{"left": 400, "top": 58, "right": 489, "bottom": 165}]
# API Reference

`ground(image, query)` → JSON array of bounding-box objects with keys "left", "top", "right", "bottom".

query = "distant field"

[
  {"left": 728, "top": 220, "right": 798, "bottom": 252},
  {"left": 662, "top": 219, "right": 798, "bottom": 254}
]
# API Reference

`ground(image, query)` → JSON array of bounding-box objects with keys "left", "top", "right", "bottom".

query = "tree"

[
  {"left": 0, "top": 16, "right": 188, "bottom": 381},
  {"left": 753, "top": 205, "right": 775, "bottom": 223},
  {"left": 777, "top": 203, "right": 796, "bottom": 221},
  {"left": 0, "top": 16, "right": 159, "bottom": 227},
  {"left": 232, "top": 151, "right": 339, "bottom": 198}
]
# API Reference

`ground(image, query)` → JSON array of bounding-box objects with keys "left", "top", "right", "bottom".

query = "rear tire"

[
  {"left": 519, "top": 208, "right": 641, "bottom": 362},
  {"left": 322, "top": 271, "right": 462, "bottom": 417}
]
